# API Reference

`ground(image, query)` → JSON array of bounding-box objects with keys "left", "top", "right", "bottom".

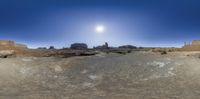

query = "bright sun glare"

[{"left": 95, "top": 25, "right": 105, "bottom": 33}]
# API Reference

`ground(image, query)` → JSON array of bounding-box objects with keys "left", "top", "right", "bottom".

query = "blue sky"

[{"left": 0, "top": 0, "right": 200, "bottom": 48}]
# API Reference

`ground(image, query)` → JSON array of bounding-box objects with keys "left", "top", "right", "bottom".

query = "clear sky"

[{"left": 1, "top": 0, "right": 200, "bottom": 48}]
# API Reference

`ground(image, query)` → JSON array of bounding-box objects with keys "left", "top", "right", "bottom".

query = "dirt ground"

[{"left": 0, "top": 51, "right": 200, "bottom": 99}]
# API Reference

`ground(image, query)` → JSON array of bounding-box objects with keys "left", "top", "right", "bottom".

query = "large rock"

[
  {"left": 0, "top": 50, "right": 15, "bottom": 58},
  {"left": 49, "top": 46, "right": 55, "bottom": 50},
  {"left": 119, "top": 45, "right": 137, "bottom": 49},
  {"left": 94, "top": 42, "right": 109, "bottom": 49},
  {"left": 70, "top": 43, "right": 88, "bottom": 50}
]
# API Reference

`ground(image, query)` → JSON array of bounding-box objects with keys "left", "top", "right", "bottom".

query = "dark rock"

[
  {"left": 119, "top": 45, "right": 137, "bottom": 49},
  {"left": 70, "top": 43, "right": 88, "bottom": 50},
  {"left": 49, "top": 46, "right": 55, "bottom": 50},
  {"left": 105, "top": 42, "right": 109, "bottom": 49},
  {"left": 94, "top": 42, "right": 109, "bottom": 49},
  {"left": 37, "top": 47, "right": 47, "bottom": 49},
  {"left": 161, "top": 51, "right": 167, "bottom": 55},
  {"left": 79, "top": 51, "right": 97, "bottom": 56}
]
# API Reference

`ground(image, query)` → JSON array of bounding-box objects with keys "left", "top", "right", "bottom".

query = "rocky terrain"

[{"left": 0, "top": 51, "right": 200, "bottom": 99}]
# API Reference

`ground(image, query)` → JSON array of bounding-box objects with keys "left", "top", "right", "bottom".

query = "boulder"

[{"left": 0, "top": 50, "right": 15, "bottom": 58}]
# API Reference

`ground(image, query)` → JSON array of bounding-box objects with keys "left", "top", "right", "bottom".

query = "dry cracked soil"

[{"left": 0, "top": 51, "right": 200, "bottom": 99}]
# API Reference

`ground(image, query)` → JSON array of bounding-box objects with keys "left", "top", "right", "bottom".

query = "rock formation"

[
  {"left": 0, "top": 40, "right": 27, "bottom": 50},
  {"left": 182, "top": 40, "right": 200, "bottom": 51},
  {"left": 70, "top": 43, "right": 88, "bottom": 50},
  {"left": 94, "top": 42, "right": 109, "bottom": 49},
  {"left": 119, "top": 45, "right": 137, "bottom": 49},
  {"left": 37, "top": 47, "right": 47, "bottom": 49},
  {"left": 49, "top": 46, "right": 55, "bottom": 50}
]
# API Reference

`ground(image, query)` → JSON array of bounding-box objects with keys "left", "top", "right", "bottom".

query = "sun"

[{"left": 95, "top": 25, "right": 105, "bottom": 33}]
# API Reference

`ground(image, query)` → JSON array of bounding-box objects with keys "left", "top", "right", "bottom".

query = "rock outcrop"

[
  {"left": 70, "top": 43, "right": 88, "bottom": 50},
  {"left": 49, "top": 46, "right": 55, "bottom": 50},
  {"left": 119, "top": 45, "right": 137, "bottom": 49},
  {"left": 182, "top": 40, "right": 200, "bottom": 51},
  {"left": 0, "top": 40, "right": 27, "bottom": 50},
  {"left": 94, "top": 42, "right": 109, "bottom": 49}
]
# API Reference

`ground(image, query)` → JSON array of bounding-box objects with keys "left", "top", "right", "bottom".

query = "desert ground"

[{"left": 1, "top": 51, "right": 200, "bottom": 99}]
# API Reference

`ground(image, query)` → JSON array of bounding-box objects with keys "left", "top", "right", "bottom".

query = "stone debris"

[
  {"left": 88, "top": 75, "right": 99, "bottom": 80},
  {"left": 82, "top": 82, "right": 93, "bottom": 87},
  {"left": 147, "top": 61, "right": 167, "bottom": 68},
  {"left": 81, "top": 69, "right": 88, "bottom": 74},
  {"left": 22, "top": 58, "right": 32, "bottom": 62},
  {"left": 54, "top": 65, "right": 63, "bottom": 72}
]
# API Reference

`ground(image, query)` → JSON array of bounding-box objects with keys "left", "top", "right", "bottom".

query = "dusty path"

[{"left": 0, "top": 51, "right": 200, "bottom": 99}]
